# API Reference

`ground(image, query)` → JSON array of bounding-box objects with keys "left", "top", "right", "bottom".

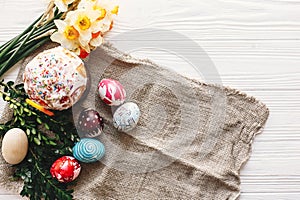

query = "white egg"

[
  {"left": 2, "top": 128, "right": 28, "bottom": 165},
  {"left": 113, "top": 102, "right": 141, "bottom": 132}
]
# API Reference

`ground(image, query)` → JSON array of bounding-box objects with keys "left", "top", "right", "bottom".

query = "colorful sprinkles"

[{"left": 23, "top": 47, "right": 87, "bottom": 110}]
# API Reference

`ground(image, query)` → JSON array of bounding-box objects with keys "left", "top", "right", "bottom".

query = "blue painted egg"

[{"left": 72, "top": 138, "right": 105, "bottom": 163}]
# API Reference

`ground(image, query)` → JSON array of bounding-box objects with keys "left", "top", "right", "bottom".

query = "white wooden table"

[{"left": 1, "top": 0, "right": 300, "bottom": 199}]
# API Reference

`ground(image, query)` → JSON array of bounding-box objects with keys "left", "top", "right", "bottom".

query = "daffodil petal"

[
  {"left": 54, "top": 20, "right": 67, "bottom": 32},
  {"left": 51, "top": 31, "right": 79, "bottom": 51},
  {"left": 90, "top": 35, "right": 103, "bottom": 47},
  {"left": 81, "top": 45, "right": 91, "bottom": 53},
  {"left": 78, "top": 31, "right": 92, "bottom": 47},
  {"left": 50, "top": 32, "right": 64, "bottom": 43},
  {"left": 54, "top": 0, "right": 68, "bottom": 12}
]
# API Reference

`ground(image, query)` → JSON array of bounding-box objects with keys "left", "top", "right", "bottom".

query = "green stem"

[
  {"left": 0, "top": 38, "right": 15, "bottom": 53},
  {"left": 0, "top": 14, "right": 43, "bottom": 54},
  {"left": 0, "top": 25, "right": 55, "bottom": 63},
  {"left": 0, "top": 37, "right": 49, "bottom": 77},
  {"left": 0, "top": 31, "right": 29, "bottom": 59},
  {"left": 0, "top": 10, "right": 62, "bottom": 78},
  {"left": 3, "top": 23, "right": 54, "bottom": 52},
  {"left": 0, "top": 4, "right": 61, "bottom": 51},
  {"left": 5, "top": 26, "right": 37, "bottom": 67}
]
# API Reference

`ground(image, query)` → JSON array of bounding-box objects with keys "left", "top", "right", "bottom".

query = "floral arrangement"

[
  {"left": 0, "top": 0, "right": 118, "bottom": 78},
  {"left": 0, "top": 0, "right": 119, "bottom": 199}
]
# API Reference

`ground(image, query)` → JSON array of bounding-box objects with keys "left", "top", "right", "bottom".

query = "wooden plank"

[
  {"left": 241, "top": 193, "right": 300, "bottom": 200},
  {"left": 0, "top": 195, "right": 24, "bottom": 200}
]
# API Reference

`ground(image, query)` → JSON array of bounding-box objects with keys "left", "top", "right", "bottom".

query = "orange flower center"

[
  {"left": 111, "top": 6, "right": 119, "bottom": 15},
  {"left": 94, "top": 6, "right": 106, "bottom": 20},
  {"left": 64, "top": 26, "right": 79, "bottom": 40},
  {"left": 76, "top": 15, "right": 91, "bottom": 31}
]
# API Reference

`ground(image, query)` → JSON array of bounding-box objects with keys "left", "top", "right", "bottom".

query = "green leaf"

[
  {"left": 38, "top": 133, "right": 41, "bottom": 141},
  {"left": 31, "top": 128, "right": 37, "bottom": 135},
  {"left": 36, "top": 118, "right": 42, "bottom": 124},
  {"left": 7, "top": 81, "right": 14, "bottom": 87},
  {"left": 19, "top": 107, "right": 24, "bottom": 115},
  {"left": 49, "top": 141, "right": 57, "bottom": 146},
  {"left": 44, "top": 123, "right": 50, "bottom": 130},
  {"left": 33, "top": 137, "right": 41, "bottom": 146},
  {"left": 13, "top": 116, "right": 18, "bottom": 123},
  {"left": 41, "top": 135, "right": 48, "bottom": 141},
  {"left": 20, "top": 118, "right": 25, "bottom": 126}
]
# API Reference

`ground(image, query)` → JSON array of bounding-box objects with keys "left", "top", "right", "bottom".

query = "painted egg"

[
  {"left": 1, "top": 128, "right": 28, "bottom": 165},
  {"left": 23, "top": 46, "right": 87, "bottom": 110},
  {"left": 50, "top": 156, "right": 81, "bottom": 183},
  {"left": 98, "top": 78, "right": 126, "bottom": 106},
  {"left": 113, "top": 102, "right": 141, "bottom": 132},
  {"left": 77, "top": 108, "right": 104, "bottom": 137},
  {"left": 72, "top": 138, "right": 105, "bottom": 163}
]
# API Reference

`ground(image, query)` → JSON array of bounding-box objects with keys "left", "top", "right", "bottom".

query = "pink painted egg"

[
  {"left": 98, "top": 79, "right": 126, "bottom": 106},
  {"left": 50, "top": 156, "right": 81, "bottom": 183}
]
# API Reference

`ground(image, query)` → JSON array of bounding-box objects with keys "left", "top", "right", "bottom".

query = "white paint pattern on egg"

[
  {"left": 113, "top": 102, "right": 141, "bottom": 132},
  {"left": 98, "top": 79, "right": 126, "bottom": 106}
]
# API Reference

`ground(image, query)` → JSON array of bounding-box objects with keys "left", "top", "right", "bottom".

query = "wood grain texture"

[{"left": 0, "top": 0, "right": 299, "bottom": 199}]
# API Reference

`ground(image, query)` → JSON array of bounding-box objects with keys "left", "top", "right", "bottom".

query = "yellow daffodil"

[
  {"left": 78, "top": 0, "right": 118, "bottom": 31},
  {"left": 66, "top": 9, "right": 102, "bottom": 49},
  {"left": 78, "top": 0, "right": 107, "bottom": 21},
  {"left": 111, "top": 5, "right": 119, "bottom": 15},
  {"left": 50, "top": 19, "right": 80, "bottom": 51},
  {"left": 94, "top": 0, "right": 118, "bottom": 34},
  {"left": 96, "top": 0, "right": 119, "bottom": 14},
  {"left": 49, "top": 0, "right": 118, "bottom": 58},
  {"left": 54, "top": 0, "right": 75, "bottom": 12}
]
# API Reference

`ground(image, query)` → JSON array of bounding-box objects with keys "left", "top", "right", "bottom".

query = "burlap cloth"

[{"left": 0, "top": 43, "right": 269, "bottom": 200}]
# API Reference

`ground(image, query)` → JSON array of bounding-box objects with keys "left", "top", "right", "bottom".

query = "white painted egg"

[
  {"left": 113, "top": 102, "right": 141, "bottom": 132},
  {"left": 1, "top": 128, "right": 28, "bottom": 165}
]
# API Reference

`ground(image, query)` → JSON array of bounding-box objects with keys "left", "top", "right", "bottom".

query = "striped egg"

[{"left": 72, "top": 138, "right": 105, "bottom": 163}]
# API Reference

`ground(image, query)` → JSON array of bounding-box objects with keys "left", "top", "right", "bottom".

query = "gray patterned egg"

[
  {"left": 72, "top": 138, "right": 105, "bottom": 163},
  {"left": 113, "top": 102, "right": 141, "bottom": 132}
]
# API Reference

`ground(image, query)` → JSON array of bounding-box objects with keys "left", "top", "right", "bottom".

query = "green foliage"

[{"left": 0, "top": 80, "right": 80, "bottom": 200}]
